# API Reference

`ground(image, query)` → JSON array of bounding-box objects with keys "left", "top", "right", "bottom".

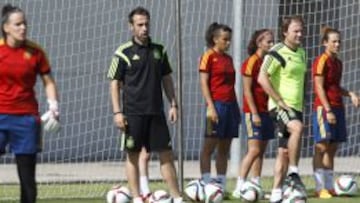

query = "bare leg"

[
  {"left": 272, "top": 148, "right": 289, "bottom": 189},
  {"left": 313, "top": 142, "right": 327, "bottom": 192},
  {"left": 139, "top": 147, "right": 151, "bottom": 196},
  {"left": 215, "top": 138, "right": 232, "bottom": 175},
  {"left": 126, "top": 151, "right": 141, "bottom": 198},
  {"left": 250, "top": 141, "right": 268, "bottom": 184},
  {"left": 200, "top": 137, "right": 217, "bottom": 181},
  {"left": 159, "top": 150, "right": 181, "bottom": 198},
  {"left": 323, "top": 143, "right": 338, "bottom": 191},
  {"left": 270, "top": 148, "right": 289, "bottom": 202},
  {"left": 240, "top": 140, "right": 268, "bottom": 179},
  {"left": 323, "top": 143, "right": 338, "bottom": 169},
  {"left": 313, "top": 143, "right": 327, "bottom": 170},
  {"left": 286, "top": 120, "right": 303, "bottom": 167},
  {"left": 215, "top": 138, "right": 232, "bottom": 189}
]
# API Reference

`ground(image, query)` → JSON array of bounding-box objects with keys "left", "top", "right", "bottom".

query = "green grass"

[{"left": 1, "top": 176, "right": 359, "bottom": 202}]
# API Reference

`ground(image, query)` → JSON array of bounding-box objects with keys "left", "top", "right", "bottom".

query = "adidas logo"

[{"left": 132, "top": 54, "right": 140, "bottom": 60}]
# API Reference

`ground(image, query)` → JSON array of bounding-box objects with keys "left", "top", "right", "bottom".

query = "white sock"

[
  {"left": 173, "top": 197, "right": 183, "bottom": 203},
  {"left": 288, "top": 165, "right": 299, "bottom": 174},
  {"left": 313, "top": 168, "right": 324, "bottom": 191},
  {"left": 133, "top": 197, "right": 144, "bottom": 203},
  {"left": 217, "top": 174, "right": 226, "bottom": 190},
  {"left": 140, "top": 175, "right": 150, "bottom": 195},
  {"left": 324, "top": 169, "right": 334, "bottom": 190},
  {"left": 202, "top": 173, "right": 211, "bottom": 184},
  {"left": 235, "top": 177, "right": 245, "bottom": 191},
  {"left": 251, "top": 176, "right": 261, "bottom": 185},
  {"left": 270, "top": 188, "right": 282, "bottom": 202}
]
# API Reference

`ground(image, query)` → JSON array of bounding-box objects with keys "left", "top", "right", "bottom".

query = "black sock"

[{"left": 15, "top": 154, "right": 37, "bottom": 203}]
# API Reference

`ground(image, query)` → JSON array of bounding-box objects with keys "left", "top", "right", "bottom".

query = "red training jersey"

[
  {"left": 0, "top": 38, "right": 51, "bottom": 115},
  {"left": 199, "top": 49, "right": 236, "bottom": 102},
  {"left": 312, "top": 52, "right": 343, "bottom": 108},
  {"left": 241, "top": 54, "right": 268, "bottom": 113}
]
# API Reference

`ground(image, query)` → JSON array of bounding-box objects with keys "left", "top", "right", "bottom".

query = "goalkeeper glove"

[{"left": 41, "top": 99, "right": 60, "bottom": 133}]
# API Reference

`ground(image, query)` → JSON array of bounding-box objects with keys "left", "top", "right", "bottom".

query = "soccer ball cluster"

[
  {"left": 106, "top": 186, "right": 172, "bottom": 203},
  {"left": 184, "top": 179, "right": 224, "bottom": 203},
  {"left": 106, "top": 175, "right": 359, "bottom": 203}
]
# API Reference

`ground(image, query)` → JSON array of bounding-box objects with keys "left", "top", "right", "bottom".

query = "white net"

[{"left": 0, "top": 0, "right": 359, "bottom": 200}]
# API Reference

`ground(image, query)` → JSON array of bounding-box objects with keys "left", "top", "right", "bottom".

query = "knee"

[
  {"left": 139, "top": 152, "right": 150, "bottom": 162},
  {"left": 315, "top": 143, "right": 328, "bottom": 154},
  {"left": 201, "top": 145, "right": 214, "bottom": 157},
  {"left": 278, "top": 148, "right": 289, "bottom": 158},
  {"left": 217, "top": 139, "right": 232, "bottom": 155},
  {"left": 217, "top": 147, "right": 230, "bottom": 157},
  {"left": 288, "top": 122, "right": 304, "bottom": 137},
  {"left": 159, "top": 150, "right": 174, "bottom": 164},
  {"left": 127, "top": 151, "right": 140, "bottom": 163},
  {"left": 248, "top": 147, "right": 262, "bottom": 157}
]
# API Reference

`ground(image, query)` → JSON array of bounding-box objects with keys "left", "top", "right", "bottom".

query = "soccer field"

[{"left": 1, "top": 177, "right": 359, "bottom": 202}]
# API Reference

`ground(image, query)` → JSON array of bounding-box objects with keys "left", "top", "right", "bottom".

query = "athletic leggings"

[{"left": 15, "top": 154, "right": 37, "bottom": 203}]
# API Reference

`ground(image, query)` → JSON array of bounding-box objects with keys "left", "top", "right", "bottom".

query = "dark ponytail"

[
  {"left": 247, "top": 29, "right": 273, "bottom": 55},
  {"left": 205, "top": 22, "right": 232, "bottom": 48},
  {"left": 321, "top": 25, "right": 340, "bottom": 43}
]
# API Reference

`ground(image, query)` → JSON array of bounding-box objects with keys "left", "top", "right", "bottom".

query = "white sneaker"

[{"left": 232, "top": 188, "right": 244, "bottom": 199}]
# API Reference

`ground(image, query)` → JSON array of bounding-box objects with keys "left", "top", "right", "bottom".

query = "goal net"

[{"left": 0, "top": 0, "right": 359, "bottom": 200}]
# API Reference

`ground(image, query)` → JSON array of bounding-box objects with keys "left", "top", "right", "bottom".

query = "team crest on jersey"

[
  {"left": 24, "top": 51, "right": 32, "bottom": 59},
  {"left": 126, "top": 136, "right": 135, "bottom": 149},
  {"left": 132, "top": 54, "right": 140, "bottom": 60},
  {"left": 153, "top": 50, "right": 161, "bottom": 59},
  {"left": 212, "top": 58, "right": 218, "bottom": 62}
]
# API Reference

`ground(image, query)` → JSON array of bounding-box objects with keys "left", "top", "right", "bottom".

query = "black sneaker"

[
  {"left": 269, "top": 199, "right": 282, "bottom": 203},
  {"left": 288, "top": 173, "right": 306, "bottom": 193}
]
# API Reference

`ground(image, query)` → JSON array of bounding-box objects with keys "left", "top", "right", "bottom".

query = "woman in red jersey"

[
  {"left": 232, "top": 29, "right": 274, "bottom": 198},
  {"left": 312, "top": 26, "right": 359, "bottom": 199},
  {"left": 0, "top": 4, "right": 59, "bottom": 203},
  {"left": 198, "top": 22, "right": 240, "bottom": 191}
]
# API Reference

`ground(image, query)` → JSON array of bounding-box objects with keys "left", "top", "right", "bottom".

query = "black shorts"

[
  {"left": 120, "top": 113, "right": 172, "bottom": 152},
  {"left": 269, "top": 108, "right": 302, "bottom": 148}
]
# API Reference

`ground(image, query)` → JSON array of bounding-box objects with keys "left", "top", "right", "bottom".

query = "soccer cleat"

[
  {"left": 315, "top": 189, "right": 333, "bottom": 199},
  {"left": 328, "top": 188, "right": 337, "bottom": 196},
  {"left": 288, "top": 173, "right": 306, "bottom": 193},
  {"left": 283, "top": 175, "right": 292, "bottom": 188},
  {"left": 269, "top": 199, "right": 282, "bottom": 203}
]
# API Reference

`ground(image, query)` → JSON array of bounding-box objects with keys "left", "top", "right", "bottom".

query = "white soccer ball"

[
  {"left": 184, "top": 179, "right": 206, "bottom": 201},
  {"left": 240, "top": 181, "right": 263, "bottom": 202},
  {"left": 204, "top": 182, "right": 224, "bottom": 203},
  {"left": 282, "top": 187, "right": 307, "bottom": 203},
  {"left": 149, "top": 190, "right": 172, "bottom": 203},
  {"left": 334, "top": 175, "right": 358, "bottom": 196},
  {"left": 106, "top": 185, "right": 132, "bottom": 203}
]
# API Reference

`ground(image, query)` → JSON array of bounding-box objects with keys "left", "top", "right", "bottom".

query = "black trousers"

[{"left": 16, "top": 154, "right": 37, "bottom": 203}]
